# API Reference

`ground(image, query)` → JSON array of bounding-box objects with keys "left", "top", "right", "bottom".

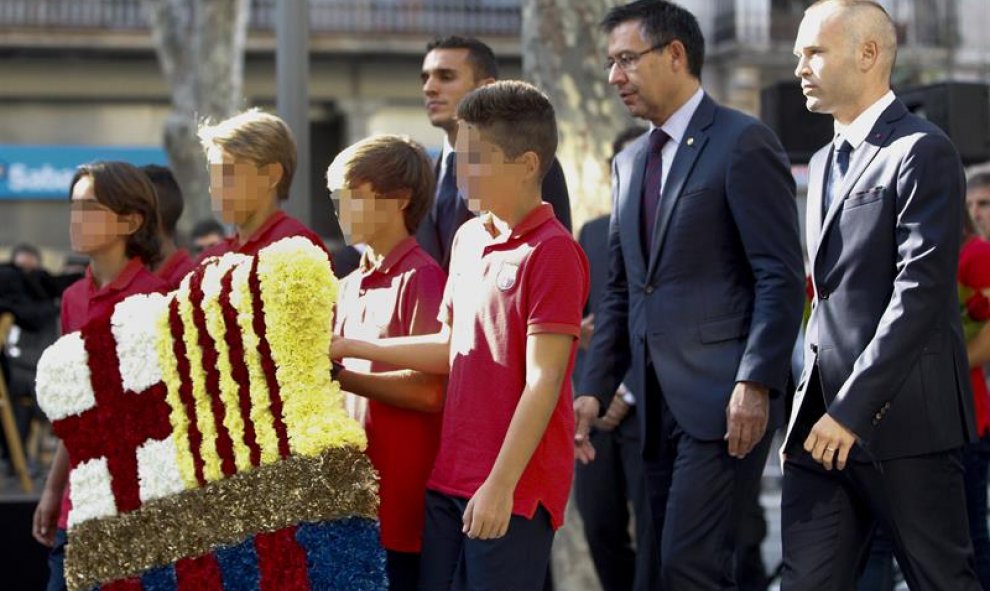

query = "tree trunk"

[
  {"left": 522, "top": 0, "right": 633, "bottom": 233},
  {"left": 142, "top": 0, "right": 250, "bottom": 235},
  {"left": 522, "top": 5, "right": 627, "bottom": 588}
]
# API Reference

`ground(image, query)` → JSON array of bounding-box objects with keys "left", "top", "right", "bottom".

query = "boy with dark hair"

[
  {"left": 334, "top": 81, "right": 589, "bottom": 590},
  {"left": 141, "top": 164, "right": 196, "bottom": 288},
  {"left": 189, "top": 218, "right": 227, "bottom": 256},
  {"left": 326, "top": 134, "right": 445, "bottom": 591}
]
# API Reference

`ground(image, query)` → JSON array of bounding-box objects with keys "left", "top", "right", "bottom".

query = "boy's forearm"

[
  {"left": 345, "top": 331, "right": 450, "bottom": 375},
  {"left": 337, "top": 369, "right": 445, "bottom": 412},
  {"left": 44, "top": 442, "right": 70, "bottom": 495}
]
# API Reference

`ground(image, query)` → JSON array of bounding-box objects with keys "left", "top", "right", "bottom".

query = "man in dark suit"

[
  {"left": 575, "top": 1, "right": 805, "bottom": 589},
  {"left": 781, "top": 1, "right": 980, "bottom": 589},
  {"left": 417, "top": 36, "right": 571, "bottom": 271},
  {"left": 573, "top": 126, "right": 660, "bottom": 591}
]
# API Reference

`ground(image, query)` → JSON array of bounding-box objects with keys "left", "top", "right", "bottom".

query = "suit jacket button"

[
  {"left": 819, "top": 290, "right": 830, "bottom": 300},
  {"left": 645, "top": 285, "right": 655, "bottom": 295},
  {"left": 875, "top": 412, "right": 882, "bottom": 421}
]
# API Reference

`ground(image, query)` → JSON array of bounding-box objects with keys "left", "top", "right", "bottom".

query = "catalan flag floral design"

[{"left": 36, "top": 237, "right": 385, "bottom": 591}]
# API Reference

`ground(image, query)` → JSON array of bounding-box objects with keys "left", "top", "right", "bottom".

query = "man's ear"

[{"left": 859, "top": 40, "right": 880, "bottom": 73}]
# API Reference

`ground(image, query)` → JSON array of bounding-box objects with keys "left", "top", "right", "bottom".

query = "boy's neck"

[
  {"left": 490, "top": 189, "right": 543, "bottom": 230},
  {"left": 89, "top": 245, "right": 130, "bottom": 289},
  {"left": 154, "top": 237, "right": 178, "bottom": 270},
  {"left": 365, "top": 229, "right": 410, "bottom": 269},
  {"left": 236, "top": 198, "right": 279, "bottom": 245}
]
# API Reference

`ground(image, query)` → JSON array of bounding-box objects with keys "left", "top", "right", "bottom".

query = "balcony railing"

[{"left": 0, "top": 0, "right": 521, "bottom": 37}]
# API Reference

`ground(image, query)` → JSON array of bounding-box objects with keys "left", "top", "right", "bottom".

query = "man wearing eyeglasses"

[
  {"left": 574, "top": 1, "right": 804, "bottom": 588},
  {"left": 416, "top": 36, "right": 571, "bottom": 272}
]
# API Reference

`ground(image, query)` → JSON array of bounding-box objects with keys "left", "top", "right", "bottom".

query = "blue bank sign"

[{"left": 0, "top": 145, "right": 169, "bottom": 200}]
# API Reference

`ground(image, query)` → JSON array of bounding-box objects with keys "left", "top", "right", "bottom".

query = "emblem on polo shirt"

[{"left": 496, "top": 262, "right": 519, "bottom": 291}]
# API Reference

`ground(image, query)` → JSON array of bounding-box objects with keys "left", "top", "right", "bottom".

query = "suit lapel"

[
  {"left": 806, "top": 146, "right": 829, "bottom": 272},
  {"left": 818, "top": 101, "right": 905, "bottom": 242},
  {"left": 646, "top": 95, "right": 715, "bottom": 280},
  {"left": 619, "top": 137, "right": 650, "bottom": 278}
]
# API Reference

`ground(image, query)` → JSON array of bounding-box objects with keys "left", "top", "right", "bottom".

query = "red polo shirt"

[
  {"left": 959, "top": 236, "right": 990, "bottom": 436},
  {"left": 197, "top": 210, "right": 331, "bottom": 261},
  {"left": 428, "top": 203, "right": 589, "bottom": 530},
  {"left": 57, "top": 258, "right": 169, "bottom": 529},
  {"left": 335, "top": 237, "right": 446, "bottom": 552},
  {"left": 155, "top": 248, "right": 197, "bottom": 290}
]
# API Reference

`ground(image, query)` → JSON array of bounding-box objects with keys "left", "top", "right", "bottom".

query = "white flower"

[
  {"left": 35, "top": 332, "right": 95, "bottom": 421},
  {"left": 68, "top": 457, "right": 117, "bottom": 528},
  {"left": 136, "top": 436, "right": 185, "bottom": 502},
  {"left": 111, "top": 293, "right": 169, "bottom": 394}
]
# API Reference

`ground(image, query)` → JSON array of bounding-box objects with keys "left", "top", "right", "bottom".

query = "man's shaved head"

[{"left": 809, "top": 0, "right": 898, "bottom": 78}]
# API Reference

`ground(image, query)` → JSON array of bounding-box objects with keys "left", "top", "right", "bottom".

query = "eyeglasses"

[{"left": 604, "top": 42, "right": 671, "bottom": 73}]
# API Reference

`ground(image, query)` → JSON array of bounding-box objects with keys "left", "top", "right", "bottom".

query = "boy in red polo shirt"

[
  {"left": 143, "top": 165, "right": 197, "bottom": 289},
  {"left": 333, "top": 81, "right": 589, "bottom": 590},
  {"left": 196, "top": 109, "right": 329, "bottom": 260},
  {"left": 33, "top": 161, "right": 169, "bottom": 591},
  {"left": 326, "top": 134, "right": 446, "bottom": 591}
]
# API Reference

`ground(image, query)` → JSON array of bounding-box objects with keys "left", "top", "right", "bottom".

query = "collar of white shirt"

[
  {"left": 833, "top": 90, "right": 896, "bottom": 150},
  {"left": 649, "top": 86, "right": 706, "bottom": 148}
]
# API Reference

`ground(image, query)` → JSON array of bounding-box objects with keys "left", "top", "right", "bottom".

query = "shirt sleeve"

[
  {"left": 525, "top": 236, "right": 588, "bottom": 337},
  {"left": 401, "top": 265, "right": 447, "bottom": 337}
]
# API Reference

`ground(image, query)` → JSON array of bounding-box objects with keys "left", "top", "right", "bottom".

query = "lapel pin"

[{"left": 686, "top": 137, "right": 695, "bottom": 147}]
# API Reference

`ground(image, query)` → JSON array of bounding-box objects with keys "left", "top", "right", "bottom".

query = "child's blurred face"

[
  {"left": 332, "top": 181, "right": 407, "bottom": 246},
  {"left": 207, "top": 147, "right": 278, "bottom": 225},
  {"left": 455, "top": 122, "right": 530, "bottom": 214},
  {"left": 69, "top": 175, "right": 138, "bottom": 255}
]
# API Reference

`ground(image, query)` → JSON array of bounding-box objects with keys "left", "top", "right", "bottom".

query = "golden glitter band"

[{"left": 64, "top": 447, "right": 379, "bottom": 591}]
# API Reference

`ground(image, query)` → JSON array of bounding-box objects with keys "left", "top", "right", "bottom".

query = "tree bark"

[
  {"left": 142, "top": 0, "right": 250, "bottom": 235},
  {"left": 522, "top": 0, "right": 633, "bottom": 233}
]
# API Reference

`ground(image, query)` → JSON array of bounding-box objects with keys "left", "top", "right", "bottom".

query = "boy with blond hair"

[{"left": 197, "top": 108, "right": 328, "bottom": 259}]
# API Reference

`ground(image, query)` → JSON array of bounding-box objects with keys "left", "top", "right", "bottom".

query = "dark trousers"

[
  {"left": 963, "top": 435, "right": 990, "bottom": 590},
  {"left": 419, "top": 490, "right": 554, "bottom": 591},
  {"left": 46, "top": 528, "right": 67, "bottom": 591},
  {"left": 574, "top": 405, "right": 660, "bottom": 591},
  {"left": 387, "top": 550, "right": 421, "bottom": 591},
  {"left": 641, "top": 381, "right": 772, "bottom": 590},
  {"left": 781, "top": 446, "right": 980, "bottom": 591}
]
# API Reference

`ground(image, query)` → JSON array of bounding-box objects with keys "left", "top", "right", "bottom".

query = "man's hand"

[
  {"left": 462, "top": 478, "right": 514, "bottom": 540},
  {"left": 579, "top": 314, "right": 595, "bottom": 351},
  {"left": 596, "top": 394, "right": 630, "bottom": 432},
  {"left": 574, "top": 395, "right": 600, "bottom": 464},
  {"left": 724, "top": 381, "right": 770, "bottom": 459},
  {"left": 804, "top": 413, "right": 857, "bottom": 471},
  {"left": 32, "top": 488, "right": 60, "bottom": 547}
]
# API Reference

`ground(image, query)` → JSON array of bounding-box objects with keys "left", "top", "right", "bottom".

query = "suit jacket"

[
  {"left": 416, "top": 155, "right": 572, "bottom": 271},
  {"left": 782, "top": 99, "right": 975, "bottom": 461},
  {"left": 573, "top": 214, "right": 611, "bottom": 384},
  {"left": 580, "top": 94, "right": 805, "bottom": 441}
]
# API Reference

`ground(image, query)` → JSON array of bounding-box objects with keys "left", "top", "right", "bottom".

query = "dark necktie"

[
  {"left": 641, "top": 128, "right": 671, "bottom": 256},
  {"left": 435, "top": 151, "right": 459, "bottom": 249},
  {"left": 823, "top": 139, "right": 853, "bottom": 217}
]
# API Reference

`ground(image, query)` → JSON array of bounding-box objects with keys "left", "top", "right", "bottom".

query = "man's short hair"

[
  {"left": 326, "top": 135, "right": 435, "bottom": 234},
  {"left": 198, "top": 108, "right": 297, "bottom": 201},
  {"left": 600, "top": 0, "right": 706, "bottom": 79},
  {"left": 141, "top": 165, "right": 184, "bottom": 239},
  {"left": 457, "top": 80, "right": 558, "bottom": 180},
  {"left": 969, "top": 170, "right": 990, "bottom": 193},
  {"left": 10, "top": 243, "right": 41, "bottom": 265},
  {"left": 426, "top": 35, "right": 499, "bottom": 81},
  {"left": 191, "top": 218, "right": 226, "bottom": 240}
]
